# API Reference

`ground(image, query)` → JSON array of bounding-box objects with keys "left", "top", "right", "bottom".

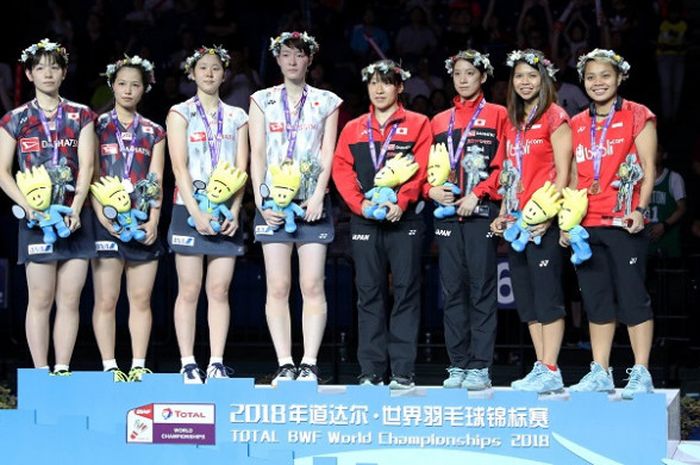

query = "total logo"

[{"left": 161, "top": 408, "right": 173, "bottom": 420}]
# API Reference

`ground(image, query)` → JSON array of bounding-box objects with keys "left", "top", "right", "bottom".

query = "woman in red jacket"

[
  {"left": 332, "top": 60, "right": 431, "bottom": 389},
  {"left": 430, "top": 50, "right": 508, "bottom": 390},
  {"left": 490, "top": 49, "right": 571, "bottom": 394},
  {"left": 566, "top": 49, "right": 656, "bottom": 399}
]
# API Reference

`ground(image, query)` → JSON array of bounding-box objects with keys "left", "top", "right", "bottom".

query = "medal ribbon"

[
  {"left": 36, "top": 99, "right": 64, "bottom": 166},
  {"left": 447, "top": 98, "right": 485, "bottom": 169},
  {"left": 281, "top": 86, "right": 308, "bottom": 162},
  {"left": 194, "top": 96, "right": 223, "bottom": 169},
  {"left": 367, "top": 116, "right": 399, "bottom": 172},
  {"left": 513, "top": 105, "right": 538, "bottom": 175},
  {"left": 110, "top": 110, "right": 141, "bottom": 179},
  {"left": 590, "top": 106, "right": 616, "bottom": 182}
]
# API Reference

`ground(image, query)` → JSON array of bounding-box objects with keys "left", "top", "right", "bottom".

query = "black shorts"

[
  {"left": 253, "top": 195, "right": 334, "bottom": 244},
  {"left": 575, "top": 226, "right": 652, "bottom": 326},
  {"left": 92, "top": 213, "right": 164, "bottom": 262},
  {"left": 17, "top": 208, "right": 96, "bottom": 265},
  {"left": 507, "top": 224, "right": 566, "bottom": 324},
  {"left": 167, "top": 204, "right": 245, "bottom": 257}
]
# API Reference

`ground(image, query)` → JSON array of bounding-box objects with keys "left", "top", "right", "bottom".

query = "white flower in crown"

[
  {"left": 444, "top": 50, "right": 494, "bottom": 76},
  {"left": 269, "top": 31, "right": 320, "bottom": 57},
  {"left": 506, "top": 49, "right": 558, "bottom": 80},
  {"left": 576, "top": 48, "right": 631, "bottom": 80},
  {"left": 19, "top": 38, "right": 69, "bottom": 64},
  {"left": 182, "top": 45, "right": 231, "bottom": 74},
  {"left": 361, "top": 61, "right": 411, "bottom": 82},
  {"left": 104, "top": 55, "right": 157, "bottom": 92}
]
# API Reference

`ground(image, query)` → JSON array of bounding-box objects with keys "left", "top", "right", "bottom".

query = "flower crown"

[
  {"left": 104, "top": 55, "right": 156, "bottom": 92},
  {"left": 506, "top": 49, "right": 558, "bottom": 80},
  {"left": 576, "top": 48, "right": 631, "bottom": 80},
  {"left": 269, "top": 31, "right": 319, "bottom": 57},
  {"left": 19, "top": 38, "right": 69, "bottom": 65},
  {"left": 361, "top": 61, "right": 411, "bottom": 82},
  {"left": 445, "top": 50, "right": 494, "bottom": 76},
  {"left": 183, "top": 45, "right": 231, "bottom": 74}
]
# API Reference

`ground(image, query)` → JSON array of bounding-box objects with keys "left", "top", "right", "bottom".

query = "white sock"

[
  {"left": 131, "top": 359, "right": 146, "bottom": 369},
  {"left": 278, "top": 357, "right": 294, "bottom": 367},
  {"left": 181, "top": 356, "right": 196, "bottom": 368},
  {"left": 208, "top": 357, "right": 223, "bottom": 367},
  {"left": 301, "top": 357, "right": 317, "bottom": 366},
  {"left": 102, "top": 359, "right": 118, "bottom": 371},
  {"left": 37, "top": 366, "right": 50, "bottom": 370},
  {"left": 54, "top": 364, "right": 69, "bottom": 372}
]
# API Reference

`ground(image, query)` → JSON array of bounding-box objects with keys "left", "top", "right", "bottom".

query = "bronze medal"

[{"left": 588, "top": 181, "right": 601, "bottom": 195}]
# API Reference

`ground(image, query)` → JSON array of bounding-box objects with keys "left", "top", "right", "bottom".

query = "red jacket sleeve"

[
  {"left": 397, "top": 116, "right": 431, "bottom": 211},
  {"left": 332, "top": 125, "right": 365, "bottom": 216},
  {"left": 472, "top": 108, "right": 507, "bottom": 200}
]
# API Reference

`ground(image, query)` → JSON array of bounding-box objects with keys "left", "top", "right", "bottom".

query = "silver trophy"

[{"left": 612, "top": 154, "right": 644, "bottom": 216}]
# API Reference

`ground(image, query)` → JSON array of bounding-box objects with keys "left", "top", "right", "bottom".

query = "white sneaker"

[
  {"left": 297, "top": 364, "right": 319, "bottom": 382},
  {"left": 181, "top": 363, "right": 204, "bottom": 384}
]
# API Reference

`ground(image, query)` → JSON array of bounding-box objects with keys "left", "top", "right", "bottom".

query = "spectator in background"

[
  {"left": 349, "top": 8, "right": 390, "bottom": 60},
  {"left": 395, "top": 6, "right": 438, "bottom": 65},
  {"left": 556, "top": 77, "right": 589, "bottom": 117},
  {"left": 656, "top": 0, "right": 687, "bottom": 125},
  {"left": 221, "top": 48, "right": 261, "bottom": 112},
  {"left": 430, "top": 88, "right": 450, "bottom": 115},
  {"left": 517, "top": 0, "right": 553, "bottom": 53},
  {"left": 647, "top": 144, "right": 686, "bottom": 259},
  {"left": 404, "top": 57, "right": 444, "bottom": 101},
  {"left": 203, "top": 0, "right": 240, "bottom": 46}
]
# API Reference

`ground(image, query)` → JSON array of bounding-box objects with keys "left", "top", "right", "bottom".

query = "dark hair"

[
  {"left": 281, "top": 37, "right": 314, "bottom": 57},
  {"left": 114, "top": 64, "right": 149, "bottom": 88},
  {"left": 364, "top": 60, "right": 406, "bottom": 87},
  {"left": 506, "top": 58, "right": 557, "bottom": 127},
  {"left": 24, "top": 50, "right": 68, "bottom": 71}
]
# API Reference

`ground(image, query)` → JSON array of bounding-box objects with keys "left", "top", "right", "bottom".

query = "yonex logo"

[
  {"left": 629, "top": 257, "right": 638, "bottom": 265},
  {"left": 435, "top": 229, "right": 451, "bottom": 237},
  {"left": 28, "top": 244, "right": 53, "bottom": 255},
  {"left": 539, "top": 260, "right": 549, "bottom": 267},
  {"left": 172, "top": 235, "right": 195, "bottom": 247},
  {"left": 408, "top": 229, "right": 417, "bottom": 236},
  {"left": 485, "top": 231, "right": 495, "bottom": 238},
  {"left": 318, "top": 233, "right": 329, "bottom": 239},
  {"left": 95, "top": 241, "right": 118, "bottom": 252},
  {"left": 352, "top": 234, "right": 370, "bottom": 241}
]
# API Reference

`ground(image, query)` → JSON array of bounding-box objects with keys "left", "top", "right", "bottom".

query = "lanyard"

[
  {"left": 281, "top": 85, "right": 308, "bottom": 161},
  {"left": 367, "top": 115, "right": 399, "bottom": 171},
  {"left": 36, "top": 100, "right": 64, "bottom": 166},
  {"left": 590, "top": 106, "right": 616, "bottom": 182},
  {"left": 513, "top": 105, "right": 538, "bottom": 175},
  {"left": 110, "top": 110, "right": 141, "bottom": 178},
  {"left": 446, "top": 98, "right": 485, "bottom": 169},
  {"left": 194, "top": 96, "right": 223, "bottom": 169}
]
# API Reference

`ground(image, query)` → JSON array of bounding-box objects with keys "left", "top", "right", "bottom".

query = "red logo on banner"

[
  {"left": 269, "top": 122, "right": 284, "bottom": 132},
  {"left": 190, "top": 131, "right": 207, "bottom": 142},
  {"left": 19, "top": 137, "right": 40, "bottom": 153},
  {"left": 101, "top": 143, "right": 118, "bottom": 155}
]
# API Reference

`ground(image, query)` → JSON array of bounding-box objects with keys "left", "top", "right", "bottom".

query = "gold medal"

[{"left": 588, "top": 181, "right": 600, "bottom": 195}]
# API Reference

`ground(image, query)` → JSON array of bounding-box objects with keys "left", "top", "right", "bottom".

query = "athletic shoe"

[
  {"left": 511, "top": 362, "right": 564, "bottom": 394},
  {"left": 50, "top": 369, "right": 72, "bottom": 377},
  {"left": 442, "top": 367, "right": 467, "bottom": 388},
  {"left": 271, "top": 364, "right": 298, "bottom": 386},
  {"left": 107, "top": 368, "right": 128, "bottom": 383},
  {"left": 462, "top": 368, "right": 492, "bottom": 391},
  {"left": 206, "top": 363, "right": 234, "bottom": 380},
  {"left": 621, "top": 365, "right": 654, "bottom": 399},
  {"left": 297, "top": 364, "right": 319, "bottom": 382},
  {"left": 569, "top": 362, "right": 615, "bottom": 393},
  {"left": 358, "top": 374, "right": 384, "bottom": 386},
  {"left": 127, "top": 367, "right": 152, "bottom": 382},
  {"left": 388, "top": 374, "right": 415, "bottom": 390},
  {"left": 180, "top": 363, "right": 204, "bottom": 384}
]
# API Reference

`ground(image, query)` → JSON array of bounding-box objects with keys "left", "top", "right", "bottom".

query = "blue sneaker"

[
  {"left": 442, "top": 367, "right": 467, "bottom": 388},
  {"left": 621, "top": 365, "right": 654, "bottom": 399},
  {"left": 462, "top": 368, "right": 492, "bottom": 391},
  {"left": 569, "top": 362, "right": 615, "bottom": 393},
  {"left": 511, "top": 362, "right": 564, "bottom": 394}
]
